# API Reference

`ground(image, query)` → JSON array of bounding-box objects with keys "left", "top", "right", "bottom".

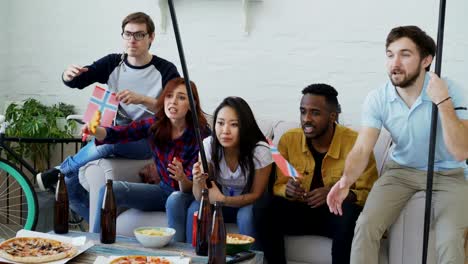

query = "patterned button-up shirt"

[{"left": 97, "top": 116, "right": 211, "bottom": 191}]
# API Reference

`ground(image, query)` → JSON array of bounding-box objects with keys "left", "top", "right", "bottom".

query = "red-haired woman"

[{"left": 86, "top": 78, "right": 210, "bottom": 242}]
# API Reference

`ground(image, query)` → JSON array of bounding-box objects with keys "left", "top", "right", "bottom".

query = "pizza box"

[
  {"left": 93, "top": 255, "right": 191, "bottom": 264},
  {"left": 0, "top": 229, "right": 94, "bottom": 264}
]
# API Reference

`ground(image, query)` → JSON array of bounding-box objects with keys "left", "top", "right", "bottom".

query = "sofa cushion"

[
  {"left": 285, "top": 236, "right": 332, "bottom": 264},
  {"left": 271, "top": 120, "right": 299, "bottom": 145},
  {"left": 255, "top": 118, "right": 275, "bottom": 140},
  {"left": 117, "top": 209, "right": 168, "bottom": 237},
  {"left": 138, "top": 163, "right": 160, "bottom": 184}
]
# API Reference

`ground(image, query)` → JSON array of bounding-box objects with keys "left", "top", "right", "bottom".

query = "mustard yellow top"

[{"left": 273, "top": 124, "right": 378, "bottom": 206}]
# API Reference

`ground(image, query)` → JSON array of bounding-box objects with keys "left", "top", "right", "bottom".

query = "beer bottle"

[
  {"left": 196, "top": 188, "right": 211, "bottom": 256},
  {"left": 100, "top": 179, "right": 116, "bottom": 244},
  {"left": 54, "top": 173, "right": 69, "bottom": 234},
  {"left": 208, "top": 201, "right": 226, "bottom": 264}
]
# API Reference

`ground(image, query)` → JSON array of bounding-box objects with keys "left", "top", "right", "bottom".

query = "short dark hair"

[
  {"left": 386, "top": 26, "right": 436, "bottom": 71},
  {"left": 121, "top": 12, "right": 155, "bottom": 35},
  {"left": 302, "top": 83, "right": 341, "bottom": 114}
]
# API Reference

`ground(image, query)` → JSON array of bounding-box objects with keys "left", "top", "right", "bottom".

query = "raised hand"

[
  {"left": 207, "top": 181, "right": 225, "bottom": 204},
  {"left": 116, "top": 90, "right": 144, "bottom": 105},
  {"left": 63, "top": 65, "right": 88, "bottom": 82},
  {"left": 327, "top": 177, "right": 351, "bottom": 216},
  {"left": 168, "top": 157, "right": 186, "bottom": 181},
  {"left": 192, "top": 162, "right": 208, "bottom": 185},
  {"left": 426, "top": 72, "right": 450, "bottom": 105}
]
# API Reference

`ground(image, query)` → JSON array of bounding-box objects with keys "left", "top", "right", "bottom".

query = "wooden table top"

[{"left": 63, "top": 231, "right": 263, "bottom": 264}]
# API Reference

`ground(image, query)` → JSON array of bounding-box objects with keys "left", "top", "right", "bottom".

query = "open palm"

[{"left": 327, "top": 178, "right": 350, "bottom": 216}]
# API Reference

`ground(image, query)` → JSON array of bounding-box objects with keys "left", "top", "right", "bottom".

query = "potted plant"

[{"left": 4, "top": 98, "right": 77, "bottom": 171}]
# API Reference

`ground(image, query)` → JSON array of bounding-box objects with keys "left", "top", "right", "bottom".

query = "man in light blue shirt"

[
  {"left": 363, "top": 73, "right": 467, "bottom": 173},
  {"left": 327, "top": 25, "right": 468, "bottom": 263}
]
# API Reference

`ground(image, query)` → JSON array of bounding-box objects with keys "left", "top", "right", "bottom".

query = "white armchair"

[{"left": 79, "top": 158, "right": 153, "bottom": 232}]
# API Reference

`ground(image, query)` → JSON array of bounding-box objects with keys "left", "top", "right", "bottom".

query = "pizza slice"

[
  {"left": 147, "top": 256, "right": 172, "bottom": 264},
  {"left": 110, "top": 255, "right": 148, "bottom": 264},
  {"left": 0, "top": 237, "right": 77, "bottom": 263},
  {"left": 90, "top": 110, "right": 102, "bottom": 134},
  {"left": 109, "top": 255, "right": 173, "bottom": 264}
]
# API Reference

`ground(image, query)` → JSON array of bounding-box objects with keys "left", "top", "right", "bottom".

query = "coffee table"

[{"left": 62, "top": 231, "right": 263, "bottom": 264}]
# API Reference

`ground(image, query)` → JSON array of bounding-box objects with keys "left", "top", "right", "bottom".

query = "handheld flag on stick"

[
  {"left": 83, "top": 86, "right": 118, "bottom": 127},
  {"left": 267, "top": 139, "right": 301, "bottom": 178}
]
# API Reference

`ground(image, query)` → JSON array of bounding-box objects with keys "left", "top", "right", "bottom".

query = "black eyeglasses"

[{"left": 121, "top": 31, "right": 149, "bottom": 41}]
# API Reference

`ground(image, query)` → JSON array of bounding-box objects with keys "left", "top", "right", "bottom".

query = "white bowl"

[{"left": 134, "top": 227, "right": 176, "bottom": 248}]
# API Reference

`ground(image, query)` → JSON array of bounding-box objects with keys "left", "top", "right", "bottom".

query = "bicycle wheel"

[{"left": 0, "top": 157, "right": 38, "bottom": 239}]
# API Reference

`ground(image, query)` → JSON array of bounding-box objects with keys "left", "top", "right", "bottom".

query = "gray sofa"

[{"left": 80, "top": 118, "right": 445, "bottom": 264}]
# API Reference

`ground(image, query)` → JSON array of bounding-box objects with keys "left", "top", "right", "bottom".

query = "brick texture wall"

[{"left": 1, "top": 0, "right": 468, "bottom": 125}]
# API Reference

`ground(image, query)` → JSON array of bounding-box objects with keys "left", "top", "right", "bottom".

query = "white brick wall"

[{"left": 1, "top": 0, "right": 467, "bottom": 125}]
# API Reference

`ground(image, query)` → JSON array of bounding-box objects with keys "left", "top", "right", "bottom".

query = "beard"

[{"left": 389, "top": 64, "right": 422, "bottom": 88}]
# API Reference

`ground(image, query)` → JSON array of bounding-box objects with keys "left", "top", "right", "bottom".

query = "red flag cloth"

[
  {"left": 83, "top": 86, "right": 118, "bottom": 127},
  {"left": 267, "top": 138, "right": 301, "bottom": 178}
]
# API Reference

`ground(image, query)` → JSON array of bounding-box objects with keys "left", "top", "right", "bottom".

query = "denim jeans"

[
  {"left": 165, "top": 191, "right": 195, "bottom": 242},
  {"left": 64, "top": 174, "right": 90, "bottom": 223},
  {"left": 60, "top": 139, "right": 152, "bottom": 176},
  {"left": 185, "top": 200, "right": 255, "bottom": 243},
  {"left": 61, "top": 139, "right": 152, "bottom": 221},
  {"left": 92, "top": 181, "right": 174, "bottom": 233}
]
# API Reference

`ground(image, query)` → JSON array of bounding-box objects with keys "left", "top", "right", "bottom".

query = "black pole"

[
  {"left": 422, "top": 0, "right": 446, "bottom": 263},
  {"left": 166, "top": 0, "right": 211, "bottom": 182}
]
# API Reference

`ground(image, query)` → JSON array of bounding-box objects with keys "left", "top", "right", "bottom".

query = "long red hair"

[{"left": 150, "top": 78, "right": 207, "bottom": 144}]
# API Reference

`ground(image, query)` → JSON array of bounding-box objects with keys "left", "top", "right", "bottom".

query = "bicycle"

[{"left": 0, "top": 114, "right": 83, "bottom": 239}]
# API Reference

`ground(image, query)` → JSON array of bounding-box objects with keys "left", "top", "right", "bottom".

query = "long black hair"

[{"left": 210, "top": 97, "right": 267, "bottom": 194}]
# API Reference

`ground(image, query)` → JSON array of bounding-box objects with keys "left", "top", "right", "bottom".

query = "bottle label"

[{"left": 192, "top": 211, "right": 197, "bottom": 247}]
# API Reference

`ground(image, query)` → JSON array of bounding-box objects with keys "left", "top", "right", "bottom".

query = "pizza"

[
  {"left": 0, "top": 237, "right": 77, "bottom": 263},
  {"left": 110, "top": 255, "right": 172, "bottom": 264}
]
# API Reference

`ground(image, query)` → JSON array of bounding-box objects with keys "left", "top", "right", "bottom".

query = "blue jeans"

[
  {"left": 61, "top": 139, "right": 151, "bottom": 221},
  {"left": 60, "top": 139, "right": 152, "bottom": 176},
  {"left": 165, "top": 191, "right": 195, "bottom": 242},
  {"left": 93, "top": 181, "right": 174, "bottom": 233},
  {"left": 65, "top": 174, "right": 90, "bottom": 223},
  {"left": 185, "top": 200, "right": 256, "bottom": 243}
]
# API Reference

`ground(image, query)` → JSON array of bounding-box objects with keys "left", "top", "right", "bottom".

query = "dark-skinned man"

[{"left": 254, "top": 84, "right": 378, "bottom": 264}]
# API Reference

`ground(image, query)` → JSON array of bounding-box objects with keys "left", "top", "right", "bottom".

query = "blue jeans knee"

[{"left": 166, "top": 191, "right": 194, "bottom": 242}]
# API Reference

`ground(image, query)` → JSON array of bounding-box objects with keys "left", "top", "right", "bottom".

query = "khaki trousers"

[{"left": 351, "top": 161, "right": 468, "bottom": 264}]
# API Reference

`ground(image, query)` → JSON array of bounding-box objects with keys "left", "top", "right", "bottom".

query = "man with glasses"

[{"left": 37, "top": 12, "right": 180, "bottom": 222}]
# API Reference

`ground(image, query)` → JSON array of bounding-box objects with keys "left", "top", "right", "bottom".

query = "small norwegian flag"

[
  {"left": 83, "top": 86, "right": 118, "bottom": 127},
  {"left": 267, "top": 139, "right": 301, "bottom": 178}
]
